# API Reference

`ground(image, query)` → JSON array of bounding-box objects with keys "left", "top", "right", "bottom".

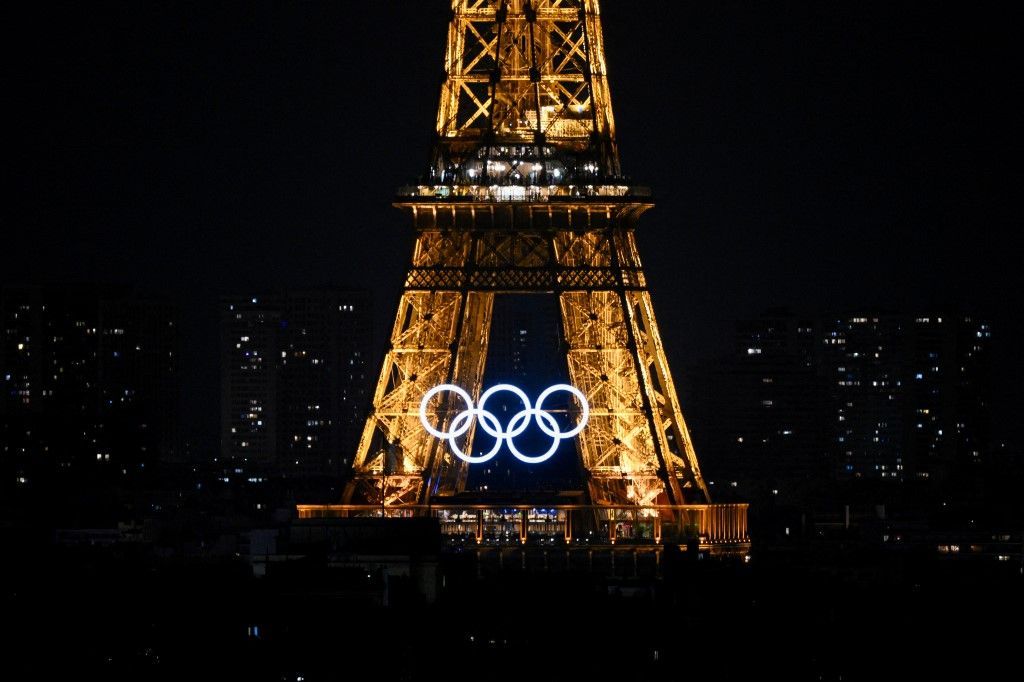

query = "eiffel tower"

[{"left": 338, "top": 0, "right": 717, "bottom": 514}]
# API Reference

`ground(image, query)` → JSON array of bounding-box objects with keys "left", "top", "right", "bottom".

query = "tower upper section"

[{"left": 401, "top": 0, "right": 643, "bottom": 203}]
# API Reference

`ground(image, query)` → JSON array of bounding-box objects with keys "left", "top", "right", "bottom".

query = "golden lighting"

[{"left": 330, "top": 0, "right": 738, "bottom": 551}]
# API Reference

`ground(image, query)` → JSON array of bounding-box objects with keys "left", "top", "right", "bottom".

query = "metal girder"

[
  {"left": 340, "top": 1, "right": 711, "bottom": 508},
  {"left": 560, "top": 290, "right": 664, "bottom": 505},
  {"left": 344, "top": 209, "right": 711, "bottom": 506},
  {"left": 344, "top": 290, "right": 465, "bottom": 504},
  {"left": 437, "top": 0, "right": 619, "bottom": 176},
  {"left": 623, "top": 288, "right": 710, "bottom": 501},
  {"left": 404, "top": 266, "right": 642, "bottom": 291}
]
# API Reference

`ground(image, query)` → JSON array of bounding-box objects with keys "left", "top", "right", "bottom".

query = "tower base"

[{"left": 297, "top": 502, "right": 750, "bottom": 556}]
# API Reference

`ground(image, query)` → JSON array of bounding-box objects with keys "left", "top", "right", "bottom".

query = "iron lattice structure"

[{"left": 345, "top": 0, "right": 711, "bottom": 508}]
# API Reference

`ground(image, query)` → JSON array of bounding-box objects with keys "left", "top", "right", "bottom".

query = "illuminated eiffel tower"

[{"left": 340, "top": 0, "right": 715, "bottom": 513}]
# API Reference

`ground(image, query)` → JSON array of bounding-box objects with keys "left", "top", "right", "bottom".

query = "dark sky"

[{"left": 4, "top": 2, "right": 1019, "bottom": 448}]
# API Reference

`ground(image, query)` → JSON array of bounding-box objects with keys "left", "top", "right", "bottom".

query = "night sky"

[{"left": 5, "top": 2, "right": 1019, "bottom": 449}]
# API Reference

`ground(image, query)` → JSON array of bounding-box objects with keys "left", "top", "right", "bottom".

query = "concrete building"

[
  {"left": 220, "top": 290, "right": 372, "bottom": 478},
  {"left": 1, "top": 285, "right": 181, "bottom": 493}
]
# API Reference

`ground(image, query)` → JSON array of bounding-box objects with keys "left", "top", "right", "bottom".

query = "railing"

[
  {"left": 395, "top": 184, "right": 650, "bottom": 203},
  {"left": 295, "top": 503, "right": 749, "bottom": 549}
]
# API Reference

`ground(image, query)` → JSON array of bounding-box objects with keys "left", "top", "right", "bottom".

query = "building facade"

[
  {"left": 1, "top": 285, "right": 181, "bottom": 494},
  {"left": 220, "top": 290, "right": 372, "bottom": 479},
  {"left": 691, "top": 312, "right": 991, "bottom": 495}
]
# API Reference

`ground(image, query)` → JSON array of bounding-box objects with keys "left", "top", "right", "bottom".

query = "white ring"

[
  {"left": 477, "top": 383, "right": 532, "bottom": 439},
  {"left": 534, "top": 383, "right": 589, "bottom": 438},
  {"left": 447, "top": 409, "right": 502, "bottom": 463},
  {"left": 419, "top": 383, "right": 474, "bottom": 439},
  {"left": 506, "top": 410, "right": 561, "bottom": 463}
]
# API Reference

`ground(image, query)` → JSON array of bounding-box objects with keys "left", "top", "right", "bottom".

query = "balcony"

[{"left": 296, "top": 502, "right": 750, "bottom": 555}]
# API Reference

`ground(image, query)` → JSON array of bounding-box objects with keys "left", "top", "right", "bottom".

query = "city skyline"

[
  {"left": 687, "top": 311, "right": 993, "bottom": 494},
  {"left": 5, "top": 2, "right": 1018, "bottom": 452},
  {"left": 2, "top": 3, "right": 1019, "bottom": 678}
]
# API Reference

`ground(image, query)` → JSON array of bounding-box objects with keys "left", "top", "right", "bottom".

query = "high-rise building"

[
  {"left": 820, "top": 315, "right": 908, "bottom": 481},
  {"left": 220, "top": 290, "right": 372, "bottom": 478},
  {"left": 820, "top": 314, "right": 992, "bottom": 483},
  {"left": 221, "top": 297, "right": 281, "bottom": 469},
  {"left": 691, "top": 312, "right": 991, "bottom": 494},
  {"left": 902, "top": 315, "right": 991, "bottom": 484},
  {"left": 1, "top": 285, "right": 181, "bottom": 494},
  {"left": 688, "top": 315, "right": 827, "bottom": 496}
]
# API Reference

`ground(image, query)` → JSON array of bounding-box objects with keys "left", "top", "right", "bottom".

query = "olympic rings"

[{"left": 418, "top": 383, "right": 589, "bottom": 464}]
